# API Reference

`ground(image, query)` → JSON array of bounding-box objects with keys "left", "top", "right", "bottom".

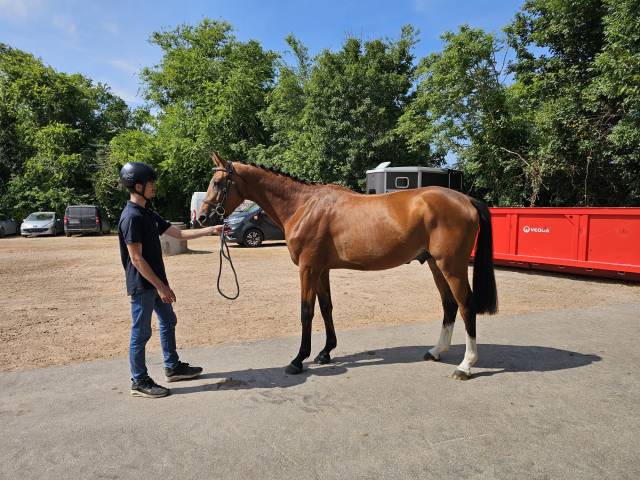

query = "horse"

[{"left": 198, "top": 152, "right": 498, "bottom": 380}]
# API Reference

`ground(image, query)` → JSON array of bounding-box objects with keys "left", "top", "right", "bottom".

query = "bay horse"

[{"left": 199, "top": 152, "right": 498, "bottom": 380}]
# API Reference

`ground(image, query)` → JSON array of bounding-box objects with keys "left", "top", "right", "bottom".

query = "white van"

[{"left": 190, "top": 192, "right": 207, "bottom": 228}]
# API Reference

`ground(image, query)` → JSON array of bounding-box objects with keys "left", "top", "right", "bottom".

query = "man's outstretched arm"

[{"left": 164, "top": 225, "right": 222, "bottom": 240}]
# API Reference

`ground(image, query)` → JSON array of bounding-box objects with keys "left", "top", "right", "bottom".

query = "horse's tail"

[{"left": 470, "top": 198, "right": 498, "bottom": 315}]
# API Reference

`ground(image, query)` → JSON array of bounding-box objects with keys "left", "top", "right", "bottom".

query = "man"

[{"left": 118, "top": 162, "right": 222, "bottom": 398}]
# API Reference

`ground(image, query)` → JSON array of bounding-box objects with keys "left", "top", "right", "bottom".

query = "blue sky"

[{"left": 0, "top": 0, "right": 524, "bottom": 106}]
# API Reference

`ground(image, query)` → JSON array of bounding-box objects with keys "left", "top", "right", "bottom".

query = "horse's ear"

[{"left": 211, "top": 151, "right": 227, "bottom": 168}]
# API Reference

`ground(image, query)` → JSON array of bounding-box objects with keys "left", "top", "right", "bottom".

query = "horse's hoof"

[
  {"left": 451, "top": 369, "right": 471, "bottom": 381},
  {"left": 285, "top": 363, "right": 304, "bottom": 375},
  {"left": 423, "top": 351, "right": 440, "bottom": 362},
  {"left": 314, "top": 352, "right": 331, "bottom": 365}
]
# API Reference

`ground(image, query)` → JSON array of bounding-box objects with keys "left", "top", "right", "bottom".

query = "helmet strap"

[{"left": 130, "top": 182, "right": 151, "bottom": 206}]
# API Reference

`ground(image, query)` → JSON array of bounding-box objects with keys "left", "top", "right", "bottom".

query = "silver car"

[
  {"left": 0, "top": 214, "right": 18, "bottom": 237},
  {"left": 20, "top": 212, "right": 64, "bottom": 237}
]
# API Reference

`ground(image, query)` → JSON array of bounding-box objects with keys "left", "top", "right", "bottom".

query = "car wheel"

[
  {"left": 0, "top": 227, "right": 4, "bottom": 238},
  {"left": 243, "top": 229, "right": 263, "bottom": 247}
]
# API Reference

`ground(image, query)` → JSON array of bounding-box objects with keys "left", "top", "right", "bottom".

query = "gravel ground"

[{"left": 0, "top": 234, "right": 638, "bottom": 372}]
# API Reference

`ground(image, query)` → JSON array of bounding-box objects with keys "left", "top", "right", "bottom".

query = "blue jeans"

[{"left": 129, "top": 289, "right": 180, "bottom": 381}]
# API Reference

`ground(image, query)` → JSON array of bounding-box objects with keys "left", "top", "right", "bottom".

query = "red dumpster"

[{"left": 486, "top": 208, "right": 640, "bottom": 281}]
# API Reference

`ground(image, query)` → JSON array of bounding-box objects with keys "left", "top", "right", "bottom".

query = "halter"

[
  {"left": 202, "top": 161, "right": 235, "bottom": 223},
  {"left": 202, "top": 161, "right": 240, "bottom": 300}
]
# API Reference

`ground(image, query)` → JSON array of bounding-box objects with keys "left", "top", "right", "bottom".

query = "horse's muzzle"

[{"left": 198, "top": 212, "right": 224, "bottom": 227}]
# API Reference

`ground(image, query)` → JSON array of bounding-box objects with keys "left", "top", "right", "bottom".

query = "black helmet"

[{"left": 119, "top": 162, "right": 157, "bottom": 189}]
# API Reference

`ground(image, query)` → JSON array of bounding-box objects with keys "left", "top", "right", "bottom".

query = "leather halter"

[{"left": 202, "top": 162, "right": 234, "bottom": 223}]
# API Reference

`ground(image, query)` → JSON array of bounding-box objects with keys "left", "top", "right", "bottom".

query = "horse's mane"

[{"left": 238, "top": 161, "right": 319, "bottom": 186}]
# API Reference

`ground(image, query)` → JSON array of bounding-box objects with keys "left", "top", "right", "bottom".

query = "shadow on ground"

[{"left": 171, "top": 344, "right": 601, "bottom": 395}]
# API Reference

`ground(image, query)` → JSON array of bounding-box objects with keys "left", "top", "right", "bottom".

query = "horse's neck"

[{"left": 237, "top": 164, "right": 314, "bottom": 228}]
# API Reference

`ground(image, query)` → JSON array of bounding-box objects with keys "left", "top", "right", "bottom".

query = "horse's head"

[{"left": 197, "top": 152, "right": 245, "bottom": 226}]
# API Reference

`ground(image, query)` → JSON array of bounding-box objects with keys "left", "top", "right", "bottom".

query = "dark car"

[
  {"left": 0, "top": 214, "right": 18, "bottom": 237},
  {"left": 64, "top": 205, "right": 111, "bottom": 236},
  {"left": 224, "top": 202, "right": 284, "bottom": 247}
]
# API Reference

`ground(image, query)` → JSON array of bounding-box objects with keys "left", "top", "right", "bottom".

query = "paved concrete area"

[{"left": 1, "top": 302, "right": 639, "bottom": 480}]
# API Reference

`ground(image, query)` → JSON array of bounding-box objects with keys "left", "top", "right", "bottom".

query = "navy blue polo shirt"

[{"left": 118, "top": 201, "right": 172, "bottom": 295}]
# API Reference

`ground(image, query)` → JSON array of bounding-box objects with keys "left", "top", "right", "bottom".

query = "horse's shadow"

[{"left": 170, "top": 344, "right": 601, "bottom": 395}]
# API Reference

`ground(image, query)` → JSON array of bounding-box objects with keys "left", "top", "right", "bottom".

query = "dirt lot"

[{"left": 0, "top": 234, "right": 638, "bottom": 372}]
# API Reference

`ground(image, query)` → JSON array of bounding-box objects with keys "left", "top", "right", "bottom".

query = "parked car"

[
  {"left": 20, "top": 212, "right": 64, "bottom": 237},
  {"left": 224, "top": 202, "right": 284, "bottom": 247},
  {"left": 64, "top": 205, "right": 110, "bottom": 236},
  {"left": 0, "top": 214, "right": 18, "bottom": 237}
]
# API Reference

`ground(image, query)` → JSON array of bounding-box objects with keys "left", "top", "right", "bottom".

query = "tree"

[
  {"left": 140, "top": 19, "right": 277, "bottom": 215},
  {"left": 0, "top": 43, "right": 132, "bottom": 219},
  {"left": 588, "top": 0, "right": 640, "bottom": 204},
  {"left": 262, "top": 26, "right": 423, "bottom": 189},
  {"left": 398, "top": 26, "right": 535, "bottom": 205},
  {"left": 94, "top": 130, "right": 160, "bottom": 220},
  {"left": 505, "top": 0, "right": 640, "bottom": 206}
]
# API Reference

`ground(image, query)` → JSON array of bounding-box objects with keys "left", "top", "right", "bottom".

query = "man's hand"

[
  {"left": 158, "top": 284, "right": 177, "bottom": 303},
  {"left": 209, "top": 225, "right": 223, "bottom": 236}
]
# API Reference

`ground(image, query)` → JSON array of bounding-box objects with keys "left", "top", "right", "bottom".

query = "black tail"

[{"left": 470, "top": 198, "right": 498, "bottom": 314}]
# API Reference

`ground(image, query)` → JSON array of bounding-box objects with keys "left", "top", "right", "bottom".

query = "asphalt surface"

[{"left": 1, "top": 302, "right": 639, "bottom": 480}]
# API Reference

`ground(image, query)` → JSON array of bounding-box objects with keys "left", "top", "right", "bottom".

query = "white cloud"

[
  {"left": 0, "top": 0, "right": 44, "bottom": 21},
  {"left": 52, "top": 14, "right": 77, "bottom": 39},
  {"left": 106, "top": 59, "right": 140, "bottom": 76},
  {"left": 101, "top": 21, "right": 119, "bottom": 36},
  {"left": 110, "top": 86, "right": 143, "bottom": 105},
  {"left": 413, "top": 0, "right": 435, "bottom": 13}
]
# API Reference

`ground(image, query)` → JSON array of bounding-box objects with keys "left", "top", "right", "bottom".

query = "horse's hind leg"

[
  {"left": 438, "top": 260, "right": 478, "bottom": 380},
  {"left": 424, "top": 258, "right": 458, "bottom": 362},
  {"left": 314, "top": 270, "right": 337, "bottom": 365}
]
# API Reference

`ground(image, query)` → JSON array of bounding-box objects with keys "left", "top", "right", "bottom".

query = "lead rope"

[{"left": 216, "top": 223, "right": 240, "bottom": 300}]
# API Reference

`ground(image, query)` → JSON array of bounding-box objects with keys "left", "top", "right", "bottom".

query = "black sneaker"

[
  {"left": 130, "top": 376, "right": 170, "bottom": 398},
  {"left": 165, "top": 362, "right": 203, "bottom": 382}
]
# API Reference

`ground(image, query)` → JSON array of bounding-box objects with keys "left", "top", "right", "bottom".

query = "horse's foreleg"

[
  {"left": 314, "top": 270, "right": 336, "bottom": 365},
  {"left": 285, "top": 266, "right": 318, "bottom": 375},
  {"left": 424, "top": 258, "right": 458, "bottom": 362},
  {"left": 438, "top": 261, "right": 478, "bottom": 380}
]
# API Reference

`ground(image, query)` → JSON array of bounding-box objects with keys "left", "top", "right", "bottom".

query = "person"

[{"left": 118, "top": 162, "right": 222, "bottom": 398}]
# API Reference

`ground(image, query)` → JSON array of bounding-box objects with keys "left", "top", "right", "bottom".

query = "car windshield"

[
  {"left": 67, "top": 207, "right": 96, "bottom": 216},
  {"left": 26, "top": 212, "right": 54, "bottom": 221},
  {"left": 237, "top": 202, "right": 260, "bottom": 213}
]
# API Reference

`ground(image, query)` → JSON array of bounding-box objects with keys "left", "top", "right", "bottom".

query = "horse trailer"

[{"left": 365, "top": 162, "right": 463, "bottom": 194}]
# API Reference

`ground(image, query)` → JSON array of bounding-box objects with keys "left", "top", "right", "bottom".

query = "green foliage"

[
  {"left": 398, "top": 26, "right": 533, "bottom": 204},
  {"left": 94, "top": 130, "right": 160, "bottom": 220},
  {"left": 399, "top": 1, "right": 639, "bottom": 206},
  {"left": 502, "top": 0, "right": 640, "bottom": 205},
  {"left": 139, "top": 19, "right": 277, "bottom": 217},
  {"left": 0, "top": 43, "right": 132, "bottom": 220},
  {"left": 258, "top": 26, "right": 426, "bottom": 190}
]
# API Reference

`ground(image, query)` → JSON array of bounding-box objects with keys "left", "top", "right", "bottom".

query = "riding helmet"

[{"left": 119, "top": 162, "right": 158, "bottom": 189}]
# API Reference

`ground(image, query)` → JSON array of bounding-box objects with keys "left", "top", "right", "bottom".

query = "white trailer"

[{"left": 365, "top": 162, "right": 463, "bottom": 194}]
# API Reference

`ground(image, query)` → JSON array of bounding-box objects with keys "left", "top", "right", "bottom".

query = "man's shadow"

[{"left": 170, "top": 344, "right": 601, "bottom": 394}]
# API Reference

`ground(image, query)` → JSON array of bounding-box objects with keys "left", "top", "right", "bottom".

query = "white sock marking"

[
  {"left": 456, "top": 334, "right": 478, "bottom": 374},
  {"left": 429, "top": 323, "right": 454, "bottom": 359}
]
